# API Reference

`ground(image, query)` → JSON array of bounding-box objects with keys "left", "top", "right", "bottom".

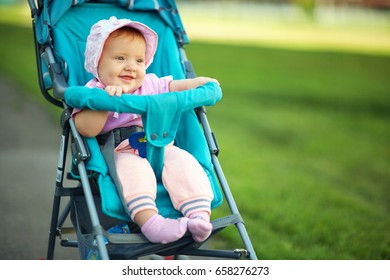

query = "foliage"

[{"left": 292, "top": 0, "right": 316, "bottom": 16}]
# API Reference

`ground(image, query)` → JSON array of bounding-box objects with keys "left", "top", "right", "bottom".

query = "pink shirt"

[{"left": 72, "top": 74, "right": 173, "bottom": 134}]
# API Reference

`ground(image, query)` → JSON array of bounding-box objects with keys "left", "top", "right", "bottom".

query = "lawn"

[
  {"left": 1, "top": 18, "right": 389, "bottom": 259},
  {"left": 186, "top": 43, "right": 390, "bottom": 259}
]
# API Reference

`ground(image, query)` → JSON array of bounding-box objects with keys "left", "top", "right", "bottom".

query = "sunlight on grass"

[
  {"left": 182, "top": 18, "right": 390, "bottom": 55},
  {"left": 178, "top": 2, "right": 390, "bottom": 56},
  {"left": 2, "top": 1, "right": 390, "bottom": 55}
]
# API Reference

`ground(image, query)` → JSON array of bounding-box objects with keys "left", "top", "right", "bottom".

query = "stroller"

[{"left": 27, "top": 0, "right": 257, "bottom": 260}]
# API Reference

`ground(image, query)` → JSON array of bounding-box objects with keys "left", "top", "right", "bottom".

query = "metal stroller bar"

[
  {"left": 212, "top": 154, "right": 257, "bottom": 260},
  {"left": 76, "top": 158, "right": 109, "bottom": 259},
  {"left": 46, "top": 114, "right": 71, "bottom": 260},
  {"left": 66, "top": 117, "right": 109, "bottom": 259},
  {"left": 46, "top": 103, "right": 110, "bottom": 259},
  {"left": 178, "top": 44, "right": 258, "bottom": 260}
]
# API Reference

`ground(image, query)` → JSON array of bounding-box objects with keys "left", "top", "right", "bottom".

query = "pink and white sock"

[
  {"left": 141, "top": 214, "right": 189, "bottom": 244},
  {"left": 188, "top": 212, "right": 212, "bottom": 242}
]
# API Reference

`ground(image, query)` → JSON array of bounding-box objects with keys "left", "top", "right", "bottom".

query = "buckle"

[{"left": 96, "top": 126, "right": 144, "bottom": 147}]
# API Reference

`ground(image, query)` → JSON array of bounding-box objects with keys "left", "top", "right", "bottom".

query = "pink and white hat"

[{"left": 84, "top": 16, "right": 158, "bottom": 79}]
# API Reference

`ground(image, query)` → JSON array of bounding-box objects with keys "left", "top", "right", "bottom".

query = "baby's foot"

[
  {"left": 141, "top": 214, "right": 189, "bottom": 244},
  {"left": 188, "top": 212, "right": 212, "bottom": 242}
]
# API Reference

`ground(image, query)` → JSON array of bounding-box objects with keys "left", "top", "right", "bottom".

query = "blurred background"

[{"left": 0, "top": 0, "right": 389, "bottom": 260}]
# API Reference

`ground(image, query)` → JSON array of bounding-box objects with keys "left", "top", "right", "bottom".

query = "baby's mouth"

[{"left": 119, "top": 75, "right": 134, "bottom": 81}]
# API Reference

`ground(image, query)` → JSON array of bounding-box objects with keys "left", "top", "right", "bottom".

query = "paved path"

[{"left": 0, "top": 77, "right": 79, "bottom": 260}]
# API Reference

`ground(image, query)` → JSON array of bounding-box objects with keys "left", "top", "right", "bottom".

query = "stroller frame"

[{"left": 27, "top": 0, "right": 257, "bottom": 260}]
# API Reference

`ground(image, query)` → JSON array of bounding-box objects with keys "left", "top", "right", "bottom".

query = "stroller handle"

[
  {"left": 65, "top": 82, "right": 222, "bottom": 180},
  {"left": 65, "top": 82, "right": 222, "bottom": 116}
]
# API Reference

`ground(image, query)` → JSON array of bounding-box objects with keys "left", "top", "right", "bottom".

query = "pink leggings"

[{"left": 114, "top": 142, "right": 214, "bottom": 220}]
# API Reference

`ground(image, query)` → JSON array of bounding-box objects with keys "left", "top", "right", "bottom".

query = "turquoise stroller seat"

[{"left": 28, "top": 0, "right": 256, "bottom": 260}]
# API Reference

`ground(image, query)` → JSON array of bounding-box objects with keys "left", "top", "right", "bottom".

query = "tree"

[{"left": 292, "top": 0, "right": 317, "bottom": 16}]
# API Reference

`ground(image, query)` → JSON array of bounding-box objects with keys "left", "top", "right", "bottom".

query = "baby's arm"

[
  {"left": 74, "top": 85, "right": 128, "bottom": 137},
  {"left": 169, "top": 77, "right": 219, "bottom": 92},
  {"left": 74, "top": 109, "right": 108, "bottom": 137}
]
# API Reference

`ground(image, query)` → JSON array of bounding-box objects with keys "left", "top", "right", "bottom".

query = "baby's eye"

[
  {"left": 115, "top": 56, "right": 125, "bottom": 61},
  {"left": 137, "top": 58, "right": 145, "bottom": 63}
]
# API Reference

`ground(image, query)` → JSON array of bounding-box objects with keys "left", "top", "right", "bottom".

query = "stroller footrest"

[{"left": 185, "top": 248, "right": 244, "bottom": 259}]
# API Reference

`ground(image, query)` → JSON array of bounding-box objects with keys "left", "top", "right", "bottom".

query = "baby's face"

[{"left": 97, "top": 32, "right": 146, "bottom": 93}]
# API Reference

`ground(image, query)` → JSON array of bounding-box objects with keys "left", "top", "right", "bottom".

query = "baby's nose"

[{"left": 125, "top": 61, "right": 136, "bottom": 71}]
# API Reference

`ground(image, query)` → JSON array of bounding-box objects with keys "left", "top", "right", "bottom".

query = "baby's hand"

[
  {"left": 104, "top": 85, "right": 123, "bottom": 97},
  {"left": 198, "top": 77, "right": 220, "bottom": 86}
]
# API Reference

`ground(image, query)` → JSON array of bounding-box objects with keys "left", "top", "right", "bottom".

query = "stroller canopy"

[{"left": 34, "top": 0, "right": 189, "bottom": 46}]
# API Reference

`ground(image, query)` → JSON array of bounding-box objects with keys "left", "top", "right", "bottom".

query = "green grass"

[
  {"left": 0, "top": 24, "right": 36, "bottom": 87},
  {"left": 186, "top": 43, "right": 390, "bottom": 259},
  {"left": 1, "top": 23, "right": 389, "bottom": 260},
  {"left": 0, "top": 23, "right": 63, "bottom": 117}
]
